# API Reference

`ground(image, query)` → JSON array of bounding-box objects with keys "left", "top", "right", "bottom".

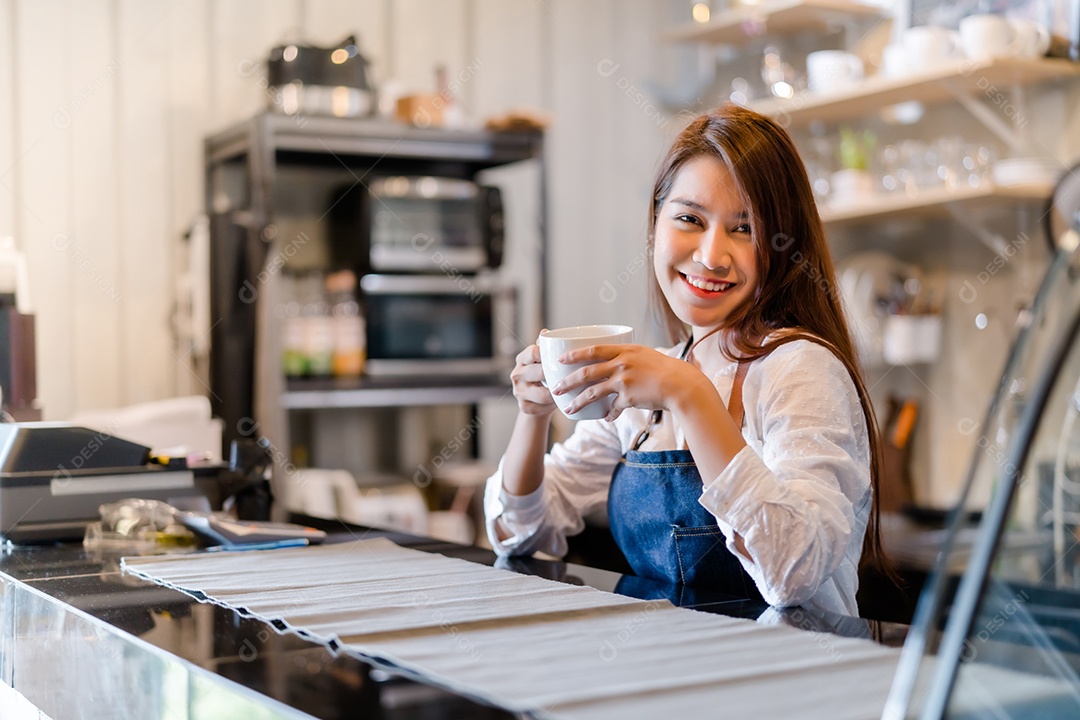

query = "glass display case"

[{"left": 886, "top": 163, "right": 1080, "bottom": 718}]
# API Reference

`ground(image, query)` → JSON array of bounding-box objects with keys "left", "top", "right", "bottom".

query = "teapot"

[{"left": 266, "top": 35, "right": 376, "bottom": 117}]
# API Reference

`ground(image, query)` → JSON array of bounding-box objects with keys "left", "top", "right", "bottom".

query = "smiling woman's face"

[{"left": 652, "top": 155, "right": 758, "bottom": 336}]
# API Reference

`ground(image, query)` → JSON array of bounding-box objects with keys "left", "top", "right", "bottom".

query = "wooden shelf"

[
  {"left": 750, "top": 57, "right": 1080, "bottom": 127},
  {"left": 819, "top": 182, "right": 1053, "bottom": 226},
  {"left": 665, "top": 0, "right": 885, "bottom": 45}
]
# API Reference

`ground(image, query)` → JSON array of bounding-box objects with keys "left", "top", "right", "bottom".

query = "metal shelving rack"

[{"left": 204, "top": 112, "right": 547, "bottom": 448}]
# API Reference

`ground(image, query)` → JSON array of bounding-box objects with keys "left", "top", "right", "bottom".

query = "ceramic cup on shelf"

[
  {"left": 902, "top": 25, "right": 963, "bottom": 73},
  {"left": 880, "top": 43, "right": 909, "bottom": 77},
  {"left": 538, "top": 325, "right": 634, "bottom": 421},
  {"left": 1008, "top": 18, "right": 1052, "bottom": 58},
  {"left": 960, "top": 14, "right": 1051, "bottom": 60},
  {"left": 959, "top": 14, "right": 1014, "bottom": 61},
  {"left": 806, "top": 50, "right": 864, "bottom": 93},
  {"left": 829, "top": 169, "right": 876, "bottom": 205}
]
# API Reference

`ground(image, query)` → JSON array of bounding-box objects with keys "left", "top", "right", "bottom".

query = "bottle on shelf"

[
  {"left": 300, "top": 272, "right": 334, "bottom": 378},
  {"left": 435, "top": 64, "right": 467, "bottom": 129},
  {"left": 325, "top": 269, "right": 366, "bottom": 378},
  {"left": 281, "top": 297, "right": 307, "bottom": 378}
]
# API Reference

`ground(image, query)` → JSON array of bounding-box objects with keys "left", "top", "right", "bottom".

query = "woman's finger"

[
  {"left": 512, "top": 362, "right": 548, "bottom": 388},
  {"left": 551, "top": 361, "right": 614, "bottom": 395},
  {"left": 521, "top": 362, "right": 547, "bottom": 384},
  {"left": 604, "top": 406, "right": 623, "bottom": 423},
  {"left": 516, "top": 344, "right": 541, "bottom": 366},
  {"left": 557, "top": 343, "right": 627, "bottom": 365},
  {"left": 562, "top": 379, "right": 616, "bottom": 416}
]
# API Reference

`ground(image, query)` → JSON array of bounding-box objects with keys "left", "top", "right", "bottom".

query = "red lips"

[{"left": 680, "top": 273, "right": 734, "bottom": 299}]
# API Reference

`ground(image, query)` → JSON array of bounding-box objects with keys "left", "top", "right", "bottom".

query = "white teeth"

[{"left": 685, "top": 276, "right": 732, "bottom": 292}]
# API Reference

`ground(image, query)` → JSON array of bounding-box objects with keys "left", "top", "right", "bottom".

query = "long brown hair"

[{"left": 647, "top": 103, "right": 893, "bottom": 581}]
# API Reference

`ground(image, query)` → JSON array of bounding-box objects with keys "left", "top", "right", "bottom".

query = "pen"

[{"left": 206, "top": 538, "right": 310, "bottom": 552}]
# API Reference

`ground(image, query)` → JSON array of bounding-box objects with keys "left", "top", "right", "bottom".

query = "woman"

[{"left": 484, "top": 104, "right": 888, "bottom": 617}]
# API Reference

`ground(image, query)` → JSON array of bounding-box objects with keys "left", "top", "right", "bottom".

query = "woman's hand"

[
  {"left": 551, "top": 344, "right": 709, "bottom": 422},
  {"left": 510, "top": 344, "right": 557, "bottom": 417}
]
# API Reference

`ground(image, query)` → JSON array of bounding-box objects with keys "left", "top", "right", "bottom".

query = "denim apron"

[{"left": 607, "top": 339, "right": 763, "bottom": 600}]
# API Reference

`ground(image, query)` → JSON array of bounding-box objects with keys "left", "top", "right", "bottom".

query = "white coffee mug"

[
  {"left": 880, "top": 43, "right": 909, "bottom": 77},
  {"left": 538, "top": 324, "right": 634, "bottom": 421},
  {"left": 1009, "top": 18, "right": 1051, "bottom": 58},
  {"left": 960, "top": 14, "right": 1050, "bottom": 60},
  {"left": 902, "top": 25, "right": 963, "bottom": 72},
  {"left": 806, "top": 50, "right": 864, "bottom": 93},
  {"left": 960, "top": 14, "right": 1015, "bottom": 60}
]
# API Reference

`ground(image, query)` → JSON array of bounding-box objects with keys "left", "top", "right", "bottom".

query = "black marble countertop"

[{"left": 0, "top": 518, "right": 907, "bottom": 720}]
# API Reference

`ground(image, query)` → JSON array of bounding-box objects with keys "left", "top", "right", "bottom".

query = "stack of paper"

[{"left": 123, "top": 538, "right": 903, "bottom": 719}]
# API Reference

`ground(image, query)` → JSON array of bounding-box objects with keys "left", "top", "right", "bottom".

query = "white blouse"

[{"left": 483, "top": 338, "right": 872, "bottom": 617}]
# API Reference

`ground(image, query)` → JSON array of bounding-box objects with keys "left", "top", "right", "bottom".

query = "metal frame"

[{"left": 920, "top": 301, "right": 1080, "bottom": 718}]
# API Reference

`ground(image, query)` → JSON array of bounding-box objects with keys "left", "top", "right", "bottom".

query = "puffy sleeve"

[
  {"left": 484, "top": 416, "right": 625, "bottom": 559},
  {"left": 698, "top": 342, "right": 871, "bottom": 607}
]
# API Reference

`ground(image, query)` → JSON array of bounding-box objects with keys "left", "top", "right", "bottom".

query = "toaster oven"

[
  {"left": 359, "top": 273, "right": 517, "bottom": 376},
  {"left": 366, "top": 176, "right": 504, "bottom": 273}
]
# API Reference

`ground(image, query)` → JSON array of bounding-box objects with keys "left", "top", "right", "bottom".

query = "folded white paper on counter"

[{"left": 120, "top": 538, "right": 1046, "bottom": 719}]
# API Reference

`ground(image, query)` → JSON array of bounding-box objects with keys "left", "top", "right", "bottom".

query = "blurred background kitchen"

[{"left": 1, "top": 0, "right": 1079, "bottom": 576}]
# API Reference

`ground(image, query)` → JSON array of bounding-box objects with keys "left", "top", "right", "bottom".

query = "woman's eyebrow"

[
  {"left": 669, "top": 198, "right": 749, "bottom": 220},
  {"left": 668, "top": 197, "right": 708, "bottom": 212}
]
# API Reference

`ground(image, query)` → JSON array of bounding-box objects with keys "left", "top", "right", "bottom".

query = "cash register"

[{"left": 0, "top": 422, "right": 212, "bottom": 542}]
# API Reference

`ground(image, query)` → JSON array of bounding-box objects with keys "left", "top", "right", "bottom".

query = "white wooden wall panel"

[
  {"left": 168, "top": 0, "right": 212, "bottom": 242},
  {"left": 472, "top": 0, "right": 545, "bottom": 341},
  {"left": 167, "top": 0, "right": 212, "bottom": 396},
  {"left": 210, "top": 0, "right": 301, "bottom": 128},
  {"left": 547, "top": 0, "right": 621, "bottom": 331},
  {"left": 390, "top": 0, "right": 469, "bottom": 98},
  {"left": 69, "top": 0, "right": 123, "bottom": 413},
  {"left": 16, "top": 0, "right": 75, "bottom": 420},
  {"left": 117, "top": 0, "right": 174, "bottom": 406},
  {"left": 602, "top": 0, "right": 678, "bottom": 343},
  {"left": 591, "top": 4, "right": 637, "bottom": 332},
  {"left": 471, "top": 0, "right": 545, "bottom": 118},
  {"left": 0, "top": 0, "right": 14, "bottom": 239},
  {"left": 469, "top": 1, "right": 549, "bottom": 463}
]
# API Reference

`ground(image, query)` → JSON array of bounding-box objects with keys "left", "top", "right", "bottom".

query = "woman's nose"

[{"left": 695, "top": 230, "right": 733, "bottom": 271}]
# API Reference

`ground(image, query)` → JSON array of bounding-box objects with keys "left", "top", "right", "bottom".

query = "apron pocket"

[{"left": 671, "top": 524, "right": 738, "bottom": 589}]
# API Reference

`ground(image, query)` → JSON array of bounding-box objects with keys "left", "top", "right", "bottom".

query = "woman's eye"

[
  {"left": 675, "top": 214, "right": 701, "bottom": 226},
  {"left": 732, "top": 223, "right": 752, "bottom": 235}
]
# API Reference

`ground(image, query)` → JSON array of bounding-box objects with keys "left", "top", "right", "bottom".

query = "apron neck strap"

[
  {"left": 678, "top": 335, "right": 693, "bottom": 360},
  {"left": 728, "top": 360, "right": 751, "bottom": 429},
  {"left": 631, "top": 338, "right": 757, "bottom": 451}
]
